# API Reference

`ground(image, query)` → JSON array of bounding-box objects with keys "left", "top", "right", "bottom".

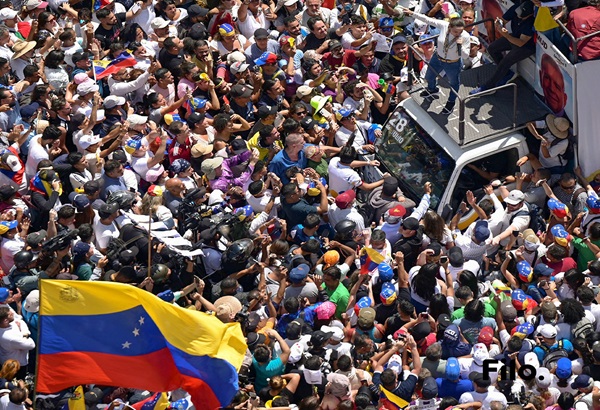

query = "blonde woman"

[
  {"left": 210, "top": 24, "right": 248, "bottom": 56},
  {"left": 140, "top": 185, "right": 175, "bottom": 228}
]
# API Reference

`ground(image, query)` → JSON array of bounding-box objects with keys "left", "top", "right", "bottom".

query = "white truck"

[{"left": 363, "top": 29, "right": 600, "bottom": 229}]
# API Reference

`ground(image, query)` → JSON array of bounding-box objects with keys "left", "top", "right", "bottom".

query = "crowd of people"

[{"left": 0, "top": 0, "right": 595, "bottom": 408}]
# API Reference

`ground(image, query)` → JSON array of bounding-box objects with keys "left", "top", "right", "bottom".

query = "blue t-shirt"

[
  {"left": 268, "top": 148, "right": 307, "bottom": 184},
  {"left": 436, "top": 378, "right": 473, "bottom": 400}
]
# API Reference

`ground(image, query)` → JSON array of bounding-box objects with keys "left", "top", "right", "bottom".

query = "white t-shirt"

[
  {"left": 131, "top": 152, "right": 164, "bottom": 182},
  {"left": 235, "top": 6, "right": 269, "bottom": 39},
  {"left": 93, "top": 215, "right": 119, "bottom": 250},
  {"left": 25, "top": 136, "right": 49, "bottom": 179},
  {"left": 328, "top": 156, "right": 362, "bottom": 194},
  {"left": 0, "top": 237, "right": 24, "bottom": 274}
]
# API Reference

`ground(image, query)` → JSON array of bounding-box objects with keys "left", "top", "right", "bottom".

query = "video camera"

[{"left": 42, "top": 229, "right": 79, "bottom": 252}]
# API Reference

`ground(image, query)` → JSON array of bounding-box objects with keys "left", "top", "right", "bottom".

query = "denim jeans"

[{"left": 425, "top": 53, "right": 462, "bottom": 103}]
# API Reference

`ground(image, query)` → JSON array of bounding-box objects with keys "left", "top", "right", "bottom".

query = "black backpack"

[
  {"left": 541, "top": 340, "right": 569, "bottom": 368},
  {"left": 510, "top": 202, "right": 547, "bottom": 234},
  {"left": 550, "top": 134, "right": 576, "bottom": 167}
]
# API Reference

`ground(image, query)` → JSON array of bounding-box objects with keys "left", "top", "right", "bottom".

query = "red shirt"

[
  {"left": 567, "top": 6, "right": 600, "bottom": 61},
  {"left": 543, "top": 256, "right": 578, "bottom": 275},
  {"left": 168, "top": 137, "right": 192, "bottom": 163},
  {"left": 322, "top": 50, "right": 358, "bottom": 70}
]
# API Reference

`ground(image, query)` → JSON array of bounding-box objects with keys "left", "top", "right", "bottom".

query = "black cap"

[
  {"left": 72, "top": 51, "right": 90, "bottom": 63},
  {"left": 99, "top": 202, "right": 119, "bottom": 216},
  {"left": 247, "top": 312, "right": 261, "bottom": 332},
  {"left": 38, "top": 169, "right": 57, "bottom": 182},
  {"left": 410, "top": 321, "right": 432, "bottom": 342},
  {"left": 402, "top": 217, "right": 419, "bottom": 231},
  {"left": 310, "top": 330, "right": 334, "bottom": 346},
  {"left": 328, "top": 39, "right": 342, "bottom": 51},
  {"left": 254, "top": 28, "right": 269, "bottom": 40},
  {"left": 112, "top": 149, "right": 128, "bottom": 164},
  {"left": 187, "top": 112, "right": 205, "bottom": 127},
  {"left": 301, "top": 116, "right": 316, "bottom": 131},
  {"left": 437, "top": 313, "right": 452, "bottom": 331},
  {"left": 247, "top": 332, "right": 267, "bottom": 350},
  {"left": 119, "top": 246, "right": 139, "bottom": 264},
  {"left": 258, "top": 105, "right": 277, "bottom": 119},
  {"left": 470, "top": 372, "right": 492, "bottom": 388},
  {"left": 422, "top": 376, "right": 438, "bottom": 399},
  {"left": 0, "top": 184, "right": 17, "bottom": 201},
  {"left": 230, "top": 138, "right": 248, "bottom": 155},
  {"left": 200, "top": 227, "right": 217, "bottom": 242},
  {"left": 230, "top": 84, "right": 253, "bottom": 99},
  {"left": 189, "top": 23, "right": 208, "bottom": 40},
  {"left": 188, "top": 4, "right": 209, "bottom": 18},
  {"left": 392, "top": 35, "right": 408, "bottom": 45},
  {"left": 427, "top": 242, "right": 442, "bottom": 256},
  {"left": 382, "top": 176, "right": 399, "bottom": 197}
]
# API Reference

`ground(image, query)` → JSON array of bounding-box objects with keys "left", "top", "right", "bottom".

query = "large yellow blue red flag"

[
  {"left": 93, "top": 52, "right": 136, "bottom": 80},
  {"left": 379, "top": 385, "right": 410, "bottom": 410},
  {"left": 37, "top": 280, "right": 247, "bottom": 410},
  {"left": 360, "top": 247, "right": 385, "bottom": 275}
]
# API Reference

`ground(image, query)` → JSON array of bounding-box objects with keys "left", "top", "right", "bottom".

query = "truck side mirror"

[{"left": 441, "top": 204, "right": 453, "bottom": 224}]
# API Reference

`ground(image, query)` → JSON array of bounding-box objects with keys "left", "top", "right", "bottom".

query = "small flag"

[
  {"left": 93, "top": 52, "right": 137, "bottom": 80},
  {"left": 359, "top": 247, "right": 385, "bottom": 275},
  {"left": 93, "top": 0, "right": 111, "bottom": 11},
  {"left": 131, "top": 392, "right": 169, "bottom": 410},
  {"left": 62, "top": 386, "right": 86, "bottom": 410},
  {"left": 380, "top": 385, "right": 409, "bottom": 410}
]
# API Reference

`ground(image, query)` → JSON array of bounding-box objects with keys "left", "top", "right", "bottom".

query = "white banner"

[
  {"left": 574, "top": 60, "right": 600, "bottom": 179},
  {"left": 534, "top": 33, "right": 576, "bottom": 130}
]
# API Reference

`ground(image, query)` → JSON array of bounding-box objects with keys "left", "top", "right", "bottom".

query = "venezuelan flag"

[
  {"left": 37, "top": 281, "right": 247, "bottom": 410},
  {"left": 131, "top": 392, "right": 169, "bottom": 410},
  {"left": 93, "top": 53, "right": 137, "bottom": 80},
  {"left": 360, "top": 247, "right": 385, "bottom": 275},
  {"left": 93, "top": 0, "right": 111, "bottom": 10},
  {"left": 379, "top": 385, "right": 409, "bottom": 410}
]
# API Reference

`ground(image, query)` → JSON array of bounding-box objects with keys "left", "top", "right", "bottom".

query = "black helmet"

[
  {"left": 151, "top": 264, "right": 170, "bottom": 284},
  {"left": 107, "top": 190, "right": 136, "bottom": 210},
  {"left": 14, "top": 250, "right": 35, "bottom": 269},
  {"left": 223, "top": 238, "right": 254, "bottom": 264},
  {"left": 335, "top": 220, "right": 356, "bottom": 236}
]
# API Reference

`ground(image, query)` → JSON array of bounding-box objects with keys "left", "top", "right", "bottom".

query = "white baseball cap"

[
  {"left": 151, "top": 17, "right": 170, "bottom": 30},
  {"left": 79, "top": 134, "right": 101, "bottom": 149},
  {"left": 504, "top": 189, "right": 525, "bottom": 205}
]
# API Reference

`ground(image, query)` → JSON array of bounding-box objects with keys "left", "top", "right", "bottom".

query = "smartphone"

[
  {"left": 420, "top": 312, "right": 428, "bottom": 318},
  {"left": 130, "top": 2, "right": 141, "bottom": 14},
  {"left": 539, "top": 280, "right": 547, "bottom": 288},
  {"left": 512, "top": 230, "right": 519, "bottom": 237},
  {"left": 496, "top": 17, "right": 504, "bottom": 27},
  {"left": 440, "top": 256, "right": 448, "bottom": 264}
]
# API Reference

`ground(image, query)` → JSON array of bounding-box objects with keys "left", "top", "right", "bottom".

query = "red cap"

[
  {"left": 335, "top": 190, "right": 356, "bottom": 209},
  {"left": 388, "top": 204, "right": 406, "bottom": 217},
  {"left": 478, "top": 326, "right": 494, "bottom": 346}
]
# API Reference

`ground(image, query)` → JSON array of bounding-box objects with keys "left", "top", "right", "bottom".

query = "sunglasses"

[{"left": 381, "top": 27, "right": 394, "bottom": 31}]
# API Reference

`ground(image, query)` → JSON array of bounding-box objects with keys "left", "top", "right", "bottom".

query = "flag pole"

[{"left": 147, "top": 210, "right": 152, "bottom": 277}]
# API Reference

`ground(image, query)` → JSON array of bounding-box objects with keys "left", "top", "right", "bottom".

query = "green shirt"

[
  {"left": 572, "top": 237, "right": 600, "bottom": 272},
  {"left": 451, "top": 302, "right": 496, "bottom": 321},
  {"left": 322, "top": 282, "right": 350, "bottom": 319},
  {"left": 308, "top": 157, "right": 329, "bottom": 180}
]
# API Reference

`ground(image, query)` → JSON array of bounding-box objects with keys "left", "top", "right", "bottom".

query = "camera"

[{"left": 42, "top": 229, "right": 79, "bottom": 252}]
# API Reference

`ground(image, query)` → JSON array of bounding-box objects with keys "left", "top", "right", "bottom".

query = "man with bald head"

[{"left": 164, "top": 178, "right": 186, "bottom": 214}]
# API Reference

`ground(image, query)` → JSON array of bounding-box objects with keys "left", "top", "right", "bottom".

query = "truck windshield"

[{"left": 376, "top": 107, "right": 455, "bottom": 209}]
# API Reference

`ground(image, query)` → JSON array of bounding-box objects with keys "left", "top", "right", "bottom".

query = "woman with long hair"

[
  {"left": 140, "top": 185, "right": 174, "bottom": 227},
  {"left": 409, "top": 262, "right": 447, "bottom": 313},
  {"left": 43, "top": 50, "right": 69, "bottom": 91},
  {"left": 422, "top": 210, "right": 454, "bottom": 248},
  {"left": 0, "top": 360, "right": 20, "bottom": 390},
  {"left": 159, "top": 0, "right": 188, "bottom": 26}
]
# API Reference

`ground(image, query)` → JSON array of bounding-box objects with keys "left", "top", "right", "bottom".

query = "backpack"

[
  {"left": 550, "top": 134, "right": 576, "bottom": 166},
  {"left": 510, "top": 202, "right": 547, "bottom": 234},
  {"left": 541, "top": 340, "right": 569, "bottom": 367},
  {"left": 572, "top": 317, "right": 594, "bottom": 340}
]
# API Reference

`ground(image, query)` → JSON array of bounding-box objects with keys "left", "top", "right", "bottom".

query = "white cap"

[
  {"left": 296, "top": 85, "right": 315, "bottom": 98},
  {"left": 0, "top": 8, "right": 18, "bottom": 21},
  {"left": 77, "top": 81, "right": 99, "bottom": 95},
  {"left": 230, "top": 61, "right": 249, "bottom": 74},
  {"left": 524, "top": 352, "right": 540, "bottom": 368},
  {"left": 470, "top": 36, "right": 480, "bottom": 46},
  {"left": 472, "top": 343, "right": 489, "bottom": 365},
  {"left": 536, "top": 367, "right": 551, "bottom": 388},
  {"left": 504, "top": 189, "right": 525, "bottom": 205},
  {"left": 23, "top": 290, "right": 39, "bottom": 313},
  {"left": 321, "top": 325, "right": 344, "bottom": 342},
  {"left": 74, "top": 73, "right": 91, "bottom": 85},
  {"left": 151, "top": 17, "right": 170, "bottom": 30},
  {"left": 128, "top": 114, "right": 148, "bottom": 126},
  {"left": 538, "top": 324, "right": 557, "bottom": 339},
  {"left": 104, "top": 95, "right": 126, "bottom": 109},
  {"left": 227, "top": 51, "right": 247, "bottom": 65},
  {"left": 1, "top": 152, "right": 21, "bottom": 172},
  {"left": 79, "top": 134, "right": 101, "bottom": 149}
]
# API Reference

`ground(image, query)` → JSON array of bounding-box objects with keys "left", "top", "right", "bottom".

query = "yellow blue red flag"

[
  {"left": 380, "top": 385, "right": 410, "bottom": 410},
  {"left": 37, "top": 280, "right": 247, "bottom": 410}
]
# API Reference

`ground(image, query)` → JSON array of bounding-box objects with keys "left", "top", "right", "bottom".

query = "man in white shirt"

[
  {"left": 328, "top": 145, "right": 386, "bottom": 195},
  {"left": 302, "top": 0, "right": 339, "bottom": 28},
  {"left": 492, "top": 189, "right": 531, "bottom": 247},
  {"left": 93, "top": 202, "right": 121, "bottom": 253},
  {"left": 0, "top": 306, "right": 35, "bottom": 373},
  {"left": 327, "top": 190, "right": 366, "bottom": 234},
  {"left": 25, "top": 125, "right": 62, "bottom": 180}
]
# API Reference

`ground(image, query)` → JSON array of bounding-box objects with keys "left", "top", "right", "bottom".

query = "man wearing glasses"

[
  {"left": 491, "top": 189, "right": 530, "bottom": 247},
  {"left": 551, "top": 173, "right": 588, "bottom": 215}
]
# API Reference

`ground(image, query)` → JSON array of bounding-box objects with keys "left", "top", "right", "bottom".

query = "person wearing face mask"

[{"left": 402, "top": 7, "right": 470, "bottom": 115}]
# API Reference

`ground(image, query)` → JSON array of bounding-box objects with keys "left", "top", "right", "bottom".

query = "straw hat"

[
  {"left": 11, "top": 41, "right": 36, "bottom": 60},
  {"left": 546, "top": 114, "right": 569, "bottom": 139}
]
